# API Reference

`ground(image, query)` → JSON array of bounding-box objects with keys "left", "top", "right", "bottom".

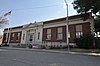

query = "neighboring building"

[{"left": 2, "top": 14, "right": 94, "bottom": 47}]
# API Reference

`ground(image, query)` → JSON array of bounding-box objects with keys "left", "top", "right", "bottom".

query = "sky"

[{"left": 0, "top": 0, "right": 77, "bottom": 35}]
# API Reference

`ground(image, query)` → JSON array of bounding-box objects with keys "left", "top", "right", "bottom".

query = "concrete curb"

[{"left": 0, "top": 47, "right": 100, "bottom": 56}]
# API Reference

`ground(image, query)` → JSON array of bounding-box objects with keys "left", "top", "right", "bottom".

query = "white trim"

[{"left": 43, "top": 19, "right": 90, "bottom": 28}]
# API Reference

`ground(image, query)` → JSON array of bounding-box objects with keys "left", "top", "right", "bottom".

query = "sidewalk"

[{"left": 0, "top": 47, "right": 100, "bottom": 56}]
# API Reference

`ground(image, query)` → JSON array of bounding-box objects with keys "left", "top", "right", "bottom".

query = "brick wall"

[
  {"left": 2, "top": 31, "right": 22, "bottom": 43},
  {"left": 43, "top": 22, "right": 91, "bottom": 43}
]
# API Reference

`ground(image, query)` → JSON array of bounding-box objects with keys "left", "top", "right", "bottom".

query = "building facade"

[
  {"left": 2, "top": 26, "right": 23, "bottom": 46},
  {"left": 2, "top": 22, "right": 43, "bottom": 46},
  {"left": 21, "top": 22, "right": 43, "bottom": 45},
  {"left": 42, "top": 14, "right": 94, "bottom": 47},
  {"left": 2, "top": 14, "right": 94, "bottom": 47}
]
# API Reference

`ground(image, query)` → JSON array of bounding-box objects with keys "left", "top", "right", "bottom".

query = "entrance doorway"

[{"left": 28, "top": 33, "right": 35, "bottom": 44}]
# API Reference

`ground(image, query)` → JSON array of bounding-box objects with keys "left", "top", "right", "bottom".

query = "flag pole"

[
  {"left": 7, "top": 27, "right": 11, "bottom": 45},
  {"left": 4, "top": 11, "right": 12, "bottom": 45},
  {"left": 7, "top": 27, "right": 9, "bottom": 45}
]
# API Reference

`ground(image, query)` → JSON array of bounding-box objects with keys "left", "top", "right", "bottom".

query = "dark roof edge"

[
  {"left": 43, "top": 13, "right": 92, "bottom": 24},
  {"left": 4, "top": 25, "right": 23, "bottom": 31}
]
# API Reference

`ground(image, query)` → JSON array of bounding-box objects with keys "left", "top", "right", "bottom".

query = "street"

[{"left": 0, "top": 48, "right": 100, "bottom": 66}]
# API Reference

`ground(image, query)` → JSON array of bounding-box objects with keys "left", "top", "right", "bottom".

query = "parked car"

[
  {"left": 28, "top": 44, "right": 44, "bottom": 49},
  {"left": 32, "top": 44, "right": 42, "bottom": 49}
]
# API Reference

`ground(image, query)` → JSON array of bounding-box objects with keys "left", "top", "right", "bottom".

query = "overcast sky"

[{"left": 0, "top": 0, "right": 77, "bottom": 35}]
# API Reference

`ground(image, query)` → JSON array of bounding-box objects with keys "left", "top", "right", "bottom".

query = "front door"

[{"left": 28, "top": 33, "right": 35, "bottom": 44}]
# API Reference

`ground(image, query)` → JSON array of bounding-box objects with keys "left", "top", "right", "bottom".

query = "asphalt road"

[{"left": 0, "top": 49, "right": 100, "bottom": 66}]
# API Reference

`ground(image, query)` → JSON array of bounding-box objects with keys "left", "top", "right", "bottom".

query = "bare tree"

[{"left": 0, "top": 16, "right": 8, "bottom": 28}]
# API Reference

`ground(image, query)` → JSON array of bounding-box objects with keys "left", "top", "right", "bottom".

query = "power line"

[{"left": 0, "top": 4, "right": 63, "bottom": 12}]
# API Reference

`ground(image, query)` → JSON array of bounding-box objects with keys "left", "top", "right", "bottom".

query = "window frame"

[
  {"left": 76, "top": 25, "right": 83, "bottom": 38},
  {"left": 11, "top": 33, "right": 15, "bottom": 41},
  {"left": 76, "top": 31, "right": 83, "bottom": 38},
  {"left": 16, "top": 32, "right": 20, "bottom": 41},
  {"left": 57, "top": 27, "right": 63, "bottom": 40},
  {"left": 46, "top": 29, "right": 51, "bottom": 40}
]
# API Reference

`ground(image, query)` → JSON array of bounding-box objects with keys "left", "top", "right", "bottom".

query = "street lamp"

[{"left": 64, "top": 0, "right": 70, "bottom": 51}]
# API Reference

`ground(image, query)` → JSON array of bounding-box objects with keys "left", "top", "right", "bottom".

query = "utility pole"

[{"left": 64, "top": 0, "right": 70, "bottom": 51}]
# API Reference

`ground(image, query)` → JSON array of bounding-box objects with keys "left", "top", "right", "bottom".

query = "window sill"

[
  {"left": 57, "top": 38, "right": 62, "bottom": 40},
  {"left": 46, "top": 39, "right": 51, "bottom": 40},
  {"left": 16, "top": 40, "right": 19, "bottom": 41}
]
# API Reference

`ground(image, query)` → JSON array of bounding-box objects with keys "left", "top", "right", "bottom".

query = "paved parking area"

[{"left": 0, "top": 48, "right": 100, "bottom": 66}]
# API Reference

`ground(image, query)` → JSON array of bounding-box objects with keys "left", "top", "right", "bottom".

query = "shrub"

[
  {"left": 76, "top": 34, "right": 94, "bottom": 49},
  {"left": 95, "top": 38, "right": 100, "bottom": 49}
]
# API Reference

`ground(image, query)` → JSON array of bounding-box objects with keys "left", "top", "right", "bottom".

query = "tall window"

[
  {"left": 11, "top": 33, "right": 15, "bottom": 41},
  {"left": 38, "top": 32, "right": 40, "bottom": 40},
  {"left": 46, "top": 29, "right": 51, "bottom": 40},
  {"left": 76, "top": 25, "right": 83, "bottom": 38},
  {"left": 12, "top": 33, "right": 15, "bottom": 38},
  {"left": 17, "top": 32, "right": 20, "bottom": 40},
  {"left": 5, "top": 33, "right": 8, "bottom": 42},
  {"left": 57, "top": 27, "right": 63, "bottom": 40}
]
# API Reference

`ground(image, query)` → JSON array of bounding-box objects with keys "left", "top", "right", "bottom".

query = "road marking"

[
  {"left": 0, "top": 49, "right": 7, "bottom": 51},
  {"left": 12, "top": 59, "right": 38, "bottom": 66},
  {"left": 49, "top": 63, "right": 65, "bottom": 66}
]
